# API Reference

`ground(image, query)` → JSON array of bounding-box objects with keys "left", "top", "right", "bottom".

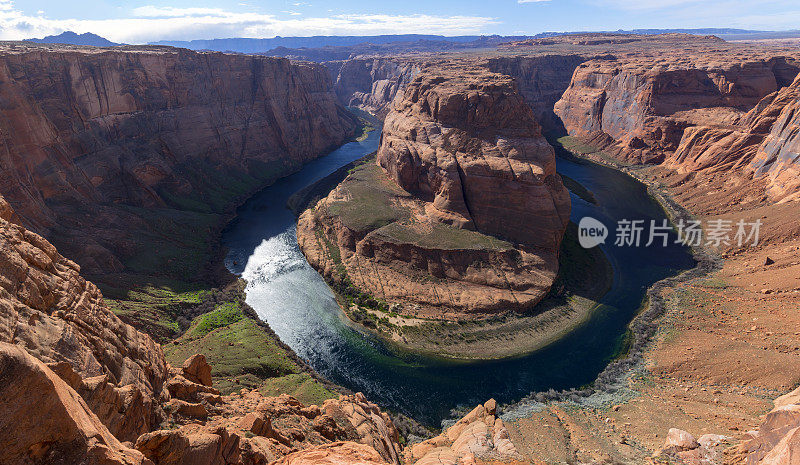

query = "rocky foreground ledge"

[{"left": 298, "top": 67, "right": 573, "bottom": 355}]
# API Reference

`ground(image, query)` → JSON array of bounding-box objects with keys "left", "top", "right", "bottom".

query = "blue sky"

[{"left": 4, "top": 0, "right": 800, "bottom": 44}]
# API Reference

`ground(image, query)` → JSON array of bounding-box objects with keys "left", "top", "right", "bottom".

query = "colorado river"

[{"left": 222, "top": 128, "right": 695, "bottom": 426}]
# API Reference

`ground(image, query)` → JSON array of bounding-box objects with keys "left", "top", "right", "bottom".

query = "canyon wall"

[
  {"left": 747, "top": 73, "right": 800, "bottom": 201},
  {"left": 328, "top": 57, "right": 421, "bottom": 117},
  {"left": 0, "top": 46, "right": 357, "bottom": 276},
  {"left": 299, "top": 67, "right": 570, "bottom": 319},
  {"left": 553, "top": 51, "right": 800, "bottom": 201},
  {"left": 484, "top": 54, "right": 586, "bottom": 133},
  {"left": 554, "top": 56, "right": 800, "bottom": 164}
]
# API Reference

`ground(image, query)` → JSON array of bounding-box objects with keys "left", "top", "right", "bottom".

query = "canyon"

[{"left": 1, "top": 33, "right": 800, "bottom": 465}]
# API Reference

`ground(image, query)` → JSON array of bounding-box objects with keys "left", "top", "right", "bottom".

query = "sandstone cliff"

[
  {"left": 554, "top": 55, "right": 799, "bottom": 164},
  {"left": 0, "top": 45, "right": 357, "bottom": 276},
  {"left": 299, "top": 67, "right": 570, "bottom": 323},
  {"left": 328, "top": 57, "right": 421, "bottom": 117},
  {"left": 485, "top": 55, "right": 586, "bottom": 132},
  {"left": 552, "top": 45, "right": 800, "bottom": 201},
  {"left": 747, "top": 73, "right": 800, "bottom": 201}
]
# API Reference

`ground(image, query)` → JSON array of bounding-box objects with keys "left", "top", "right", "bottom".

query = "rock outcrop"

[
  {"left": 137, "top": 377, "right": 402, "bottom": 465},
  {"left": 0, "top": 193, "right": 168, "bottom": 438},
  {"left": 273, "top": 442, "right": 390, "bottom": 465},
  {"left": 377, "top": 68, "right": 570, "bottom": 250},
  {"left": 0, "top": 44, "right": 357, "bottom": 275},
  {"left": 299, "top": 67, "right": 570, "bottom": 320},
  {"left": 405, "top": 399, "right": 522, "bottom": 465},
  {"left": 728, "top": 388, "right": 800, "bottom": 465},
  {"left": 0, "top": 342, "right": 152, "bottom": 465},
  {"left": 649, "top": 428, "right": 728, "bottom": 465}
]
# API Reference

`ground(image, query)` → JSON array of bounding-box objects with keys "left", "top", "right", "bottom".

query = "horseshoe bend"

[{"left": 1, "top": 24, "right": 800, "bottom": 465}]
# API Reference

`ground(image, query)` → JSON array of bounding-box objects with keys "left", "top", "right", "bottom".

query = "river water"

[{"left": 222, "top": 128, "right": 695, "bottom": 426}]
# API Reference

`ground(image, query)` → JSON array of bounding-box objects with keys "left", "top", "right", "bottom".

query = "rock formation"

[
  {"left": 0, "top": 44, "right": 357, "bottom": 275},
  {"left": 0, "top": 342, "right": 152, "bottom": 465},
  {"left": 727, "top": 386, "right": 800, "bottom": 465},
  {"left": 328, "top": 58, "right": 420, "bottom": 117},
  {"left": 0, "top": 193, "right": 168, "bottom": 439},
  {"left": 746, "top": 73, "right": 800, "bottom": 201},
  {"left": 554, "top": 54, "right": 799, "bottom": 163},
  {"left": 405, "top": 399, "right": 522, "bottom": 465},
  {"left": 484, "top": 55, "right": 587, "bottom": 132},
  {"left": 272, "top": 442, "right": 390, "bottom": 465},
  {"left": 299, "top": 67, "right": 570, "bottom": 320},
  {"left": 552, "top": 41, "right": 800, "bottom": 201}
]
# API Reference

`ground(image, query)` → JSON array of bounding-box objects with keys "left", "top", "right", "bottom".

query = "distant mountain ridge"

[
  {"left": 25, "top": 31, "right": 119, "bottom": 47},
  {"left": 151, "top": 29, "right": 800, "bottom": 55},
  {"left": 149, "top": 34, "right": 516, "bottom": 53}
]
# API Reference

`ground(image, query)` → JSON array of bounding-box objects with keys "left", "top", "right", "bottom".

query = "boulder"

[
  {"left": 182, "top": 354, "right": 213, "bottom": 387},
  {"left": 135, "top": 425, "right": 244, "bottom": 465},
  {"left": 664, "top": 428, "right": 700, "bottom": 451}
]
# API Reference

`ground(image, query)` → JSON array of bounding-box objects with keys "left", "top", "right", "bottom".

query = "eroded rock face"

[
  {"left": 0, "top": 45, "right": 356, "bottom": 274},
  {"left": 553, "top": 48, "right": 800, "bottom": 200},
  {"left": 747, "top": 74, "right": 800, "bottom": 201},
  {"left": 555, "top": 56, "right": 799, "bottom": 163},
  {"left": 0, "top": 342, "right": 152, "bottom": 465},
  {"left": 0, "top": 194, "right": 168, "bottom": 437},
  {"left": 377, "top": 69, "right": 570, "bottom": 250},
  {"left": 329, "top": 58, "right": 420, "bottom": 117},
  {"left": 405, "top": 399, "right": 521, "bottom": 465},
  {"left": 300, "top": 68, "right": 570, "bottom": 319}
]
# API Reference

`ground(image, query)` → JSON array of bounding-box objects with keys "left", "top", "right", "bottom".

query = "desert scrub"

[
  {"left": 326, "top": 163, "right": 410, "bottom": 233},
  {"left": 375, "top": 222, "right": 512, "bottom": 251},
  {"left": 259, "top": 373, "right": 338, "bottom": 406},
  {"left": 185, "top": 302, "right": 244, "bottom": 339}
]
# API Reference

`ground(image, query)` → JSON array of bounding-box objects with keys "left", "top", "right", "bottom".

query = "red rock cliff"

[
  {"left": 377, "top": 68, "right": 571, "bottom": 251},
  {"left": 0, "top": 45, "right": 357, "bottom": 275},
  {"left": 554, "top": 55, "right": 799, "bottom": 164}
]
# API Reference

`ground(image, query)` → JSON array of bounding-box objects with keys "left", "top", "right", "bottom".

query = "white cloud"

[
  {"left": 0, "top": 1, "right": 498, "bottom": 44},
  {"left": 131, "top": 6, "right": 231, "bottom": 18}
]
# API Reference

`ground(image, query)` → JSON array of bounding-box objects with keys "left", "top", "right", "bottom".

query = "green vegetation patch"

[
  {"left": 185, "top": 302, "right": 244, "bottom": 339},
  {"left": 326, "top": 163, "right": 410, "bottom": 233},
  {"left": 259, "top": 373, "right": 338, "bottom": 406},
  {"left": 164, "top": 317, "right": 299, "bottom": 394},
  {"left": 101, "top": 276, "right": 213, "bottom": 343},
  {"left": 375, "top": 222, "right": 513, "bottom": 251}
]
